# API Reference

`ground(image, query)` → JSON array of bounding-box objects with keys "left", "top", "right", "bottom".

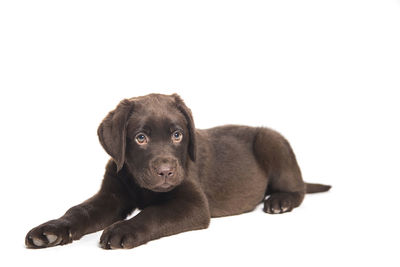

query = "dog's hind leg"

[{"left": 253, "top": 128, "right": 305, "bottom": 214}]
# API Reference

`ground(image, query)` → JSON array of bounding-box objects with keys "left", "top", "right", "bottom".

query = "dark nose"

[{"left": 156, "top": 164, "right": 175, "bottom": 179}]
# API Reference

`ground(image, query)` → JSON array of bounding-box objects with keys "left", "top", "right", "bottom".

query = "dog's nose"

[{"left": 156, "top": 164, "right": 175, "bottom": 179}]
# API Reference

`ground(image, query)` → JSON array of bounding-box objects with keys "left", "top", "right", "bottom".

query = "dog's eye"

[
  {"left": 135, "top": 133, "right": 148, "bottom": 145},
  {"left": 172, "top": 131, "right": 183, "bottom": 143}
]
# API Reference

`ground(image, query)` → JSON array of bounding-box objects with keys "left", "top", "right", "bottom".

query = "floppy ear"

[
  {"left": 173, "top": 94, "right": 197, "bottom": 162},
  {"left": 97, "top": 99, "right": 133, "bottom": 172}
]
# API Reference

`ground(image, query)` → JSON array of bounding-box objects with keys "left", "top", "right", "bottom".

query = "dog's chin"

[
  {"left": 150, "top": 183, "right": 176, "bottom": 192},
  {"left": 148, "top": 178, "right": 184, "bottom": 192}
]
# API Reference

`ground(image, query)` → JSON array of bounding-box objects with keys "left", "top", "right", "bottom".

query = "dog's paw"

[
  {"left": 100, "top": 221, "right": 146, "bottom": 250},
  {"left": 25, "top": 219, "right": 72, "bottom": 249},
  {"left": 263, "top": 193, "right": 295, "bottom": 214}
]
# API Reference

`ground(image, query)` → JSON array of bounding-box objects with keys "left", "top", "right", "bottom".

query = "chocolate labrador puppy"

[{"left": 25, "top": 93, "right": 331, "bottom": 249}]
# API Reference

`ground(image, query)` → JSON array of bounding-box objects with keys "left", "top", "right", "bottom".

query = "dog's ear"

[
  {"left": 97, "top": 99, "right": 133, "bottom": 171},
  {"left": 172, "top": 94, "right": 197, "bottom": 162}
]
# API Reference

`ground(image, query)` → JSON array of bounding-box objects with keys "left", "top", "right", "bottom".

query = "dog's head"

[{"left": 97, "top": 93, "right": 196, "bottom": 192}]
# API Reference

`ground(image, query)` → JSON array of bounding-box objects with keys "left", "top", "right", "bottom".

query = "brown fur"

[{"left": 25, "top": 93, "right": 331, "bottom": 249}]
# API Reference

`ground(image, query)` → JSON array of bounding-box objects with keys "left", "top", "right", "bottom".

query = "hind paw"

[{"left": 263, "top": 193, "right": 299, "bottom": 214}]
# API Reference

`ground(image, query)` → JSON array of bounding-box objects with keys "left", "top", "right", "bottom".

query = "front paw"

[
  {"left": 25, "top": 219, "right": 73, "bottom": 249},
  {"left": 100, "top": 221, "right": 146, "bottom": 250}
]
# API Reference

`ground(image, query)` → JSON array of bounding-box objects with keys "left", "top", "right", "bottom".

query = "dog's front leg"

[
  {"left": 25, "top": 161, "right": 136, "bottom": 248},
  {"left": 100, "top": 181, "right": 210, "bottom": 249}
]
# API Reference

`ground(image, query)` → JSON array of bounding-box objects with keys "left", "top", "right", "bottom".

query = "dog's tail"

[{"left": 305, "top": 183, "right": 332, "bottom": 194}]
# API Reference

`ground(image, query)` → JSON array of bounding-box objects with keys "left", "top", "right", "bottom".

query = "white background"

[{"left": 1, "top": 0, "right": 399, "bottom": 266}]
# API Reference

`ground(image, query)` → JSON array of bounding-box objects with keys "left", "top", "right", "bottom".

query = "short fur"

[{"left": 25, "top": 93, "right": 331, "bottom": 249}]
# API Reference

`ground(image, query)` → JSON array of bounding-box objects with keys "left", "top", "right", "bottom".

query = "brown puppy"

[{"left": 25, "top": 93, "right": 331, "bottom": 249}]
